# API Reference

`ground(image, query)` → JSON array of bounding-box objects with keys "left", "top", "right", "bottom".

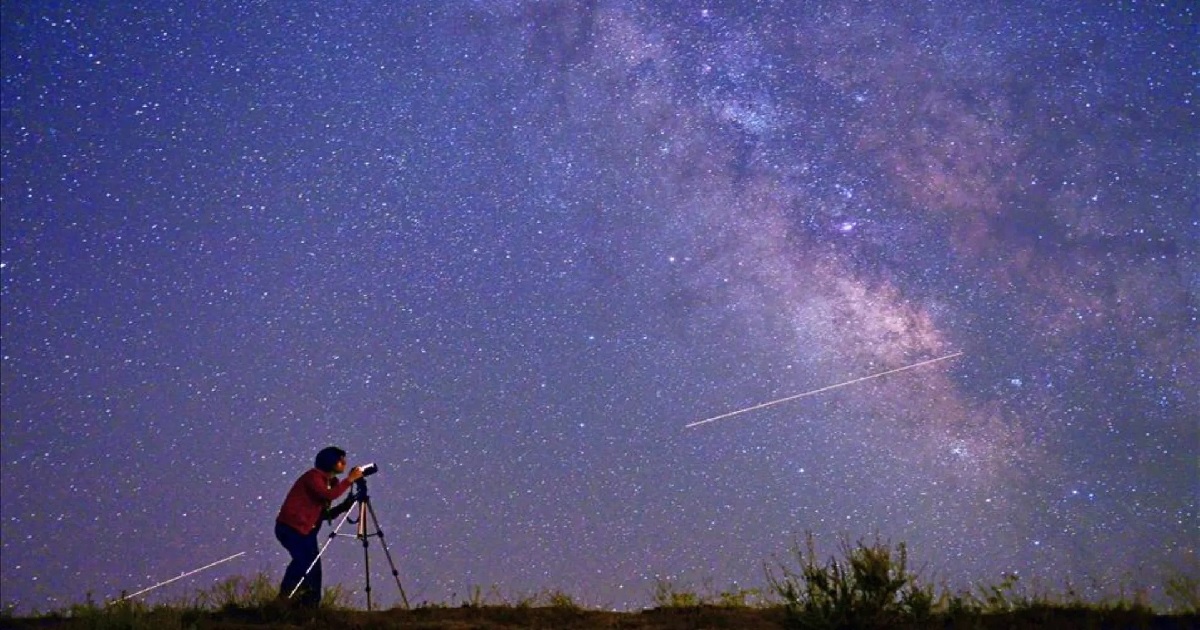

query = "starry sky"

[{"left": 1, "top": 0, "right": 1196, "bottom": 613}]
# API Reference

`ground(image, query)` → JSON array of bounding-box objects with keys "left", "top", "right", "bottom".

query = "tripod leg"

[
  {"left": 364, "top": 499, "right": 410, "bottom": 609},
  {"left": 358, "top": 500, "right": 373, "bottom": 611}
]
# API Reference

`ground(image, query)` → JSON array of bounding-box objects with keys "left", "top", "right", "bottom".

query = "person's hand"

[{"left": 347, "top": 466, "right": 364, "bottom": 482}]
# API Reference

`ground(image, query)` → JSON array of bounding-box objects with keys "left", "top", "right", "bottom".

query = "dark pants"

[{"left": 275, "top": 521, "right": 322, "bottom": 607}]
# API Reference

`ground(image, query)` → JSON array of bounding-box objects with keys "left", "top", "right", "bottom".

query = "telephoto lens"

[{"left": 361, "top": 462, "right": 379, "bottom": 476}]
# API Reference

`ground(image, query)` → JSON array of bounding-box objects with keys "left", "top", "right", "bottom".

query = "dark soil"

[{"left": 2, "top": 604, "right": 1196, "bottom": 629}]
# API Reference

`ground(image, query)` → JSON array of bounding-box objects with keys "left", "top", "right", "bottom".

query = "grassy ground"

[
  {"left": 2, "top": 600, "right": 1196, "bottom": 630},
  {"left": 3, "top": 535, "right": 1196, "bottom": 629}
]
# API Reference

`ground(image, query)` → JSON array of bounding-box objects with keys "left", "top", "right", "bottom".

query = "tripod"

[{"left": 289, "top": 478, "right": 410, "bottom": 610}]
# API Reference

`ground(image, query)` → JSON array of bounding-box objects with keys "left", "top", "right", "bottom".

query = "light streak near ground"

[
  {"left": 110, "top": 551, "right": 246, "bottom": 604},
  {"left": 685, "top": 352, "right": 965, "bottom": 429}
]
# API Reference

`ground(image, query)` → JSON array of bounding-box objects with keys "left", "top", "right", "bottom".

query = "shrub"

[
  {"left": 1165, "top": 571, "right": 1199, "bottom": 615},
  {"left": 652, "top": 580, "right": 702, "bottom": 608},
  {"left": 766, "top": 532, "right": 934, "bottom": 629}
]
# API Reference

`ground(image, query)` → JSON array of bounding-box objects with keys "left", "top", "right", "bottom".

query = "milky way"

[{"left": 2, "top": 1, "right": 1195, "bottom": 612}]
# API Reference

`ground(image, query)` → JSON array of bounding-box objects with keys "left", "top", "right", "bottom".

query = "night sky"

[{"left": 2, "top": 0, "right": 1196, "bottom": 613}]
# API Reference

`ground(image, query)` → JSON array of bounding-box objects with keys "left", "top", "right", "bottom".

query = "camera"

[{"left": 360, "top": 462, "right": 379, "bottom": 477}]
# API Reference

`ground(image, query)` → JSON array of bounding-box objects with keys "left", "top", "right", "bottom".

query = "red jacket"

[{"left": 276, "top": 468, "right": 354, "bottom": 535}]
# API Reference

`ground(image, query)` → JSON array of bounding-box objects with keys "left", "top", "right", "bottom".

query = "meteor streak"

[
  {"left": 110, "top": 551, "right": 246, "bottom": 604},
  {"left": 685, "top": 351, "right": 964, "bottom": 429}
]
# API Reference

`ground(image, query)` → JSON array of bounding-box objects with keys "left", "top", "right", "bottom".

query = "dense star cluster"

[{"left": 2, "top": 1, "right": 1195, "bottom": 613}]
